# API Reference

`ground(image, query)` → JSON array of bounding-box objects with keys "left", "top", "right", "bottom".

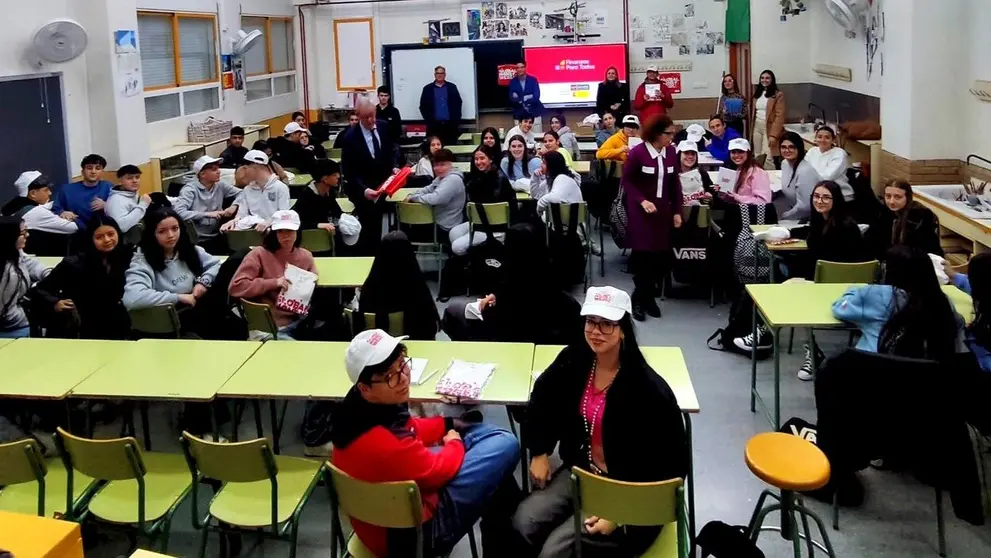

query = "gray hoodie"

[
  {"left": 122, "top": 246, "right": 221, "bottom": 310},
  {"left": 105, "top": 187, "right": 151, "bottom": 232},
  {"left": 1, "top": 252, "right": 48, "bottom": 331},
  {"left": 557, "top": 126, "right": 581, "bottom": 161},
  {"left": 174, "top": 180, "right": 242, "bottom": 239},
  {"left": 406, "top": 170, "right": 466, "bottom": 231},
  {"left": 234, "top": 174, "right": 290, "bottom": 223}
]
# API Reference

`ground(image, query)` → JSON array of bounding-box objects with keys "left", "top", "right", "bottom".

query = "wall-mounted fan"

[
  {"left": 31, "top": 19, "right": 88, "bottom": 66},
  {"left": 825, "top": 0, "right": 870, "bottom": 36},
  {"left": 231, "top": 29, "right": 263, "bottom": 56}
]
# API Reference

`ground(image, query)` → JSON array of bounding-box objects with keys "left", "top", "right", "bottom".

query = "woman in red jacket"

[{"left": 633, "top": 65, "right": 674, "bottom": 124}]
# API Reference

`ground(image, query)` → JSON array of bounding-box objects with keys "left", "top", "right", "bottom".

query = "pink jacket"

[
  {"left": 229, "top": 246, "right": 316, "bottom": 328},
  {"left": 725, "top": 167, "right": 772, "bottom": 205}
]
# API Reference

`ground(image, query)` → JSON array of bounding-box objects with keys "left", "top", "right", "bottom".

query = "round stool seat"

[{"left": 745, "top": 432, "right": 830, "bottom": 492}]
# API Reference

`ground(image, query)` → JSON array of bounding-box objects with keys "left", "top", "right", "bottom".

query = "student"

[
  {"left": 330, "top": 329, "right": 521, "bottom": 556},
  {"left": 235, "top": 141, "right": 289, "bottom": 186},
  {"left": 514, "top": 286, "right": 687, "bottom": 557},
  {"left": 450, "top": 145, "right": 516, "bottom": 256},
  {"left": 0, "top": 216, "right": 47, "bottom": 338},
  {"left": 538, "top": 131, "right": 574, "bottom": 169},
  {"left": 804, "top": 124, "right": 852, "bottom": 201},
  {"left": 53, "top": 154, "right": 113, "bottom": 227},
  {"left": 333, "top": 113, "right": 360, "bottom": 149},
  {"left": 595, "top": 66, "right": 630, "bottom": 121},
  {"left": 867, "top": 180, "right": 942, "bottom": 258},
  {"left": 532, "top": 151, "right": 582, "bottom": 213},
  {"left": 270, "top": 122, "right": 317, "bottom": 173},
  {"left": 596, "top": 115, "right": 640, "bottom": 162},
  {"left": 173, "top": 156, "right": 241, "bottom": 254},
  {"left": 105, "top": 165, "right": 151, "bottom": 235},
  {"left": 500, "top": 135, "right": 541, "bottom": 183},
  {"left": 548, "top": 115, "right": 581, "bottom": 160},
  {"left": 776, "top": 131, "right": 821, "bottom": 221},
  {"left": 355, "top": 231, "right": 440, "bottom": 340},
  {"left": 503, "top": 114, "right": 537, "bottom": 151},
  {"left": 406, "top": 148, "right": 466, "bottom": 236},
  {"left": 33, "top": 215, "right": 133, "bottom": 339},
  {"left": 295, "top": 159, "right": 344, "bottom": 233},
  {"left": 478, "top": 127, "right": 501, "bottom": 151},
  {"left": 375, "top": 85, "right": 403, "bottom": 142},
  {"left": 292, "top": 111, "right": 307, "bottom": 126},
  {"left": 222, "top": 150, "right": 290, "bottom": 232},
  {"left": 705, "top": 115, "right": 741, "bottom": 164},
  {"left": 792, "top": 180, "right": 871, "bottom": 277},
  {"left": 716, "top": 73, "right": 747, "bottom": 135},
  {"left": 595, "top": 111, "right": 618, "bottom": 147},
  {"left": 219, "top": 126, "right": 249, "bottom": 168},
  {"left": 947, "top": 253, "right": 991, "bottom": 372},
  {"left": 298, "top": 128, "right": 327, "bottom": 159},
  {"left": 752, "top": 69, "right": 786, "bottom": 166},
  {"left": 633, "top": 65, "right": 674, "bottom": 123},
  {"left": 719, "top": 138, "right": 772, "bottom": 205},
  {"left": 414, "top": 136, "right": 443, "bottom": 178},
  {"left": 1, "top": 171, "right": 78, "bottom": 234},
  {"left": 675, "top": 141, "right": 714, "bottom": 202},
  {"left": 509, "top": 61, "right": 543, "bottom": 130},
  {"left": 229, "top": 210, "right": 317, "bottom": 340},
  {"left": 621, "top": 115, "right": 683, "bottom": 321}
]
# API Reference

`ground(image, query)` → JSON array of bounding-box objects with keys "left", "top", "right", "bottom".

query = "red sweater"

[
  {"left": 633, "top": 80, "right": 674, "bottom": 124},
  {"left": 228, "top": 246, "right": 316, "bottom": 328}
]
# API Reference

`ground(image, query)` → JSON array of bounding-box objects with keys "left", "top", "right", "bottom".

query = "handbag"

[{"left": 608, "top": 181, "right": 629, "bottom": 249}]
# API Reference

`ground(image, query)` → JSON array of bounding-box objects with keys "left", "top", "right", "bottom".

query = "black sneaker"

[
  {"left": 632, "top": 302, "right": 646, "bottom": 321},
  {"left": 733, "top": 325, "right": 772, "bottom": 351},
  {"left": 644, "top": 297, "right": 661, "bottom": 318}
]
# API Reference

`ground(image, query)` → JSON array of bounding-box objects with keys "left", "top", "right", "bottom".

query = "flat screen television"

[{"left": 522, "top": 43, "right": 628, "bottom": 108}]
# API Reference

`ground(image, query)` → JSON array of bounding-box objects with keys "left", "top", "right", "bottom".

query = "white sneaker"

[
  {"left": 304, "top": 441, "right": 333, "bottom": 458},
  {"left": 733, "top": 325, "right": 772, "bottom": 351},
  {"left": 797, "top": 344, "right": 815, "bottom": 381},
  {"left": 590, "top": 240, "right": 602, "bottom": 256}
]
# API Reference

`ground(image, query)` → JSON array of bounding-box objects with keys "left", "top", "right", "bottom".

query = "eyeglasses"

[
  {"left": 779, "top": 144, "right": 797, "bottom": 150},
  {"left": 585, "top": 318, "right": 619, "bottom": 335},
  {"left": 370, "top": 357, "right": 412, "bottom": 388},
  {"left": 661, "top": 129, "right": 677, "bottom": 136},
  {"left": 812, "top": 193, "right": 834, "bottom": 202}
]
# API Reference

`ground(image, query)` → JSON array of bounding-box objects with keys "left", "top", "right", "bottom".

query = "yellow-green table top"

[
  {"left": 404, "top": 341, "right": 535, "bottom": 404},
  {"left": 458, "top": 132, "right": 474, "bottom": 143},
  {"left": 0, "top": 338, "right": 15, "bottom": 351},
  {"left": 290, "top": 174, "right": 312, "bottom": 186},
  {"left": 0, "top": 339, "right": 129, "bottom": 399},
  {"left": 314, "top": 257, "right": 374, "bottom": 287},
  {"left": 218, "top": 341, "right": 351, "bottom": 399},
  {"left": 448, "top": 144, "right": 477, "bottom": 155},
  {"left": 387, "top": 188, "right": 531, "bottom": 202},
  {"left": 36, "top": 256, "right": 61, "bottom": 270},
  {"left": 531, "top": 345, "right": 700, "bottom": 413},
  {"left": 71, "top": 339, "right": 262, "bottom": 401}
]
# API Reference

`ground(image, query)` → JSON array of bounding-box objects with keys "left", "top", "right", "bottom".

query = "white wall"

[
  {"left": 749, "top": 0, "right": 810, "bottom": 84},
  {"left": 807, "top": 0, "right": 880, "bottom": 97},
  {"left": 965, "top": 0, "right": 991, "bottom": 162}
]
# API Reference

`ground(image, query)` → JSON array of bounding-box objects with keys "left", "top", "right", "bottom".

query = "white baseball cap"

[
  {"left": 284, "top": 122, "right": 308, "bottom": 135},
  {"left": 581, "top": 286, "right": 633, "bottom": 322},
  {"left": 244, "top": 150, "right": 270, "bottom": 165},
  {"left": 728, "top": 138, "right": 752, "bottom": 152},
  {"left": 14, "top": 171, "right": 42, "bottom": 197},
  {"left": 685, "top": 124, "right": 706, "bottom": 143},
  {"left": 677, "top": 140, "right": 699, "bottom": 153},
  {"left": 345, "top": 329, "right": 409, "bottom": 384},
  {"left": 337, "top": 213, "right": 362, "bottom": 246},
  {"left": 621, "top": 115, "right": 640, "bottom": 127},
  {"left": 270, "top": 210, "right": 301, "bottom": 231},
  {"left": 192, "top": 155, "right": 223, "bottom": 174},
  {"left": 646, "top": 64, "right": 660, "bottom": 73}
]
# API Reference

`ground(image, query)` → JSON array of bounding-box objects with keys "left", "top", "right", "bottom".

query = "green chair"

[
  {"left": 471, "top": 132, "right": 482, "bottom": 145},
  {"left": 239, "top": 299, "right": 279, "bottom": 339},
  {"left": 0, "top": 438, "right": 93, "bottom": 518},
  {"left": 54, "top": 428, "right": 192, "bottom": 553},
  {"left": 121, "top": 223, "right": 144, "bottom": 246},
  {"left": 397, "top": 202, "right": 446, "bottom": 293},
  {"left": 300, "top": 228, "right": 335, "bottom": 255},
  {"left": 183, "top": 220, "right": 199, "bottom": 245},
  {"left": 321, "top": 140, "right": 335, "bottom": 152},
  {"left": 180, "top": 433, "right": 326, "bottom": 558},
  {"left": 327, "top": 461, "right": 477, "bottom": 558},
  {"left": 789, "top": 259, "right": 881, "bottom": 354},
  {"left": 328, "top": 148, "right": 343, "bottom": 160},
  {"left": 570, "top": 467, "right": 689, "bottom": 558},
  {"left": 545, "top": 202, "right": 591, "bottom": 290},
  {"left": 129, "top": 305, "right": 181, "bottom": 338},
  {"left": 344, "top": 308, "right": 404, "bottom": 337},
  {"left": 226, "top": 229, "right": 265, "bottom": 252}
]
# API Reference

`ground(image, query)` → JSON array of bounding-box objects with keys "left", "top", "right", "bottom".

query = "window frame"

[
  {"left": 138, "top": 10, "right": 221, "bottom": 92},
  {"left": 241, "top": 15, "right": 295, "bottom": 77}
]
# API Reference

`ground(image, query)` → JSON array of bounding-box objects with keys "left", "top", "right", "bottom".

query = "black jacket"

[
  {"left": 219, "top": 144, "right": 248, "bottom": 169},
  {"left": 294, "top": 184, "right": 343, "bottom": 230},
  {"left": 792, "top": 218, "right": 871, "bottom": 279},
  {"left": 866, "top": 203, "right": 943, "bottom": 259},
  {"left": 375, "top": 104, "right": 403, "bottom": 143},
  {"left": 340, "top": 121, "right": 400, "bottom": 213},
  {"left": 482, "top": 290, "right": 582, "bottom": 346},
  {"left": 419, "top": 82, "right": 463, "bottom": 124},
  {"left": 269, "top": 136, "right": 317, "bottom": 174},
  {"left": 595, "top": 80, "right": 631, "bottom": 120}
]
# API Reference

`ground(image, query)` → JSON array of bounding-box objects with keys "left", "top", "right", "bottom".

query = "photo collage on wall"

[
  {"left": 476, "top": 2, "right": 546, "bottom": 40},
  {"left": 629, "top": 2, "right": 723, "bottom": 59}
]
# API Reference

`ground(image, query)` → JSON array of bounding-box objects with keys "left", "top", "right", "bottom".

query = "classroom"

[{"left": 1, "top": 0, "right": 991, "bottom": 557}]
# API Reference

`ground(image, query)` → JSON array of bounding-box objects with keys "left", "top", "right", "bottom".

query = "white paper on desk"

[
  {"left": 435, "top": 360, "right": 497, "bottom": 400},
  {"left": 716, "top": 167, "right": 738, "bottom": 190},
  {"left": 645, "top": 84, "right": 661, "bottom": 98},
  {"left": 409, "top": 358, "right": 431, "bottom": 385},
  {"left": 628, "top": 136, "right": 643, "bottom": 148}
]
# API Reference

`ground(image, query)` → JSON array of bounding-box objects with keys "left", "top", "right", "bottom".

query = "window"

[
  {"left": 138, "top": 11, "right": 221, "bottom": 122},
  {"left": 241, "top": 16, "right": 296, "bottom": 102}
]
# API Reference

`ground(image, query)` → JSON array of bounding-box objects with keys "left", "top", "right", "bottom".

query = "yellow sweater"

[{"left": 596, "top": 131, "right": 630, "bottom": 162}]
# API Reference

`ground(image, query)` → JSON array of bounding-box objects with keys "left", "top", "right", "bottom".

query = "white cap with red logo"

[
  {"left": 270, "top": 210, "right": 301, "bottom": 231},
  {"left": 345, "top": 329, "right": 409, "bottom": 383},
  {"left": 580, "top": 286, "right": 633, "bottom": 322}
]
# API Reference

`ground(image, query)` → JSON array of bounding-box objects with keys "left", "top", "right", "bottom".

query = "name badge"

[{"left": 642, "top": 166, "right": 656, "bottom": 175}]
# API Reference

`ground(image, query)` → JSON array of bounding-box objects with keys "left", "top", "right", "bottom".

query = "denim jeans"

[{"left": 0, "top": 327, "right": 30, "bottom": 338}]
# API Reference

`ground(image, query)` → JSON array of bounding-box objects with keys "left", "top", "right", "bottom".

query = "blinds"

[
  {"left": 145, "top": 94, "right": 180, "bottom": 123},
  {"left": 273, "top": 75, "right": 295, "bottom": 95},
  {"left": 242, "top": 17, "right": 267, "bottom": 75},
  {"left": 138, "top": 15, "right": 175, "bottom": 88},
  {"left": 183, "top": 88, "right": 219, "bottom": 114},
  {"left": 179, "top": 18, "right": 217, "bottom": 83},
  {"left": 271, "top": 20, "right": 293, "bottom": 72},
  {"left": 246, "top": 79, "right": 271, "bottom": 102}
]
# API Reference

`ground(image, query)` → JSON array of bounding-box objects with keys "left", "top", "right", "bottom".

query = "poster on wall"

[
  {"left": 529, "top": 11, "right": 542, "bottom": 29},
  {"left": 482, "top": 1, "right": 495, "bottom": 19},
  {"left": 482, "top": 20, "right": 496, "bottom": 38},
  {"left": 114, "top": 30, "right": 137, "bottom": 54},
  {"left": 495, "top": 19, "right": 509, "bottom": 38},
  {"left": 631, "top": 29, "right": 645, "bottom": 42},
  {"left": 117, "top": 53, "right": 141, "bottom": 97},
  {"left": 645, "top": 47, "right": 663, "bottom": 59},
  {"left": 495, "top": 2, "right": 508, "bottom": 18},
  {"left": 508, "top": 6, "right": 527, "bottom": 19},
  {"left": 659, "top": 72, "right": 682, "bottom": 94},
  {"left": 466, "top": 9, "right": 481, "bottom": 39},
  {"left": 442, "top": 22, "right": 461, "bottom": 37},
  {"left": 510, "top": 22, "right": 528, "bottom": 36},
  {"left": 497, "top": 64, "right": 516, "bottom": 86},
  {"left": 233, "top": 58, "right": 244, "bottom": 91}
]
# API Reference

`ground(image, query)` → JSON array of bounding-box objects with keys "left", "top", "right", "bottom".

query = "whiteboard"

[
  {"left": 390, "top": 47, "right": 478, "bottom": 121},
  {"left": 335, "top": 19, "right": 376, "bottom": 90}
]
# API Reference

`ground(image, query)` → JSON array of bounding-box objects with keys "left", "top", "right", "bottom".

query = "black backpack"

[
  {"left": 697, "top": 521, "right": 765, "bottom": 558},
  {"left": 465, "top": 203, "right": 508, "bottom": 295},
  {"left": 547, "top": 203, "right": 587, "bottom": 288},
  {"left": 706, "top": 291, "right": 771, "bottom": 360}
]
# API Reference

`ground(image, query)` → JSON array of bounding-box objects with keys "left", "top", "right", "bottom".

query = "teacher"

[
  {"left": 509, "top": 61, "right": 544, "bottom": 133},
  {"left": 419, "top": 65, "right": 464, "bottom": 146}
]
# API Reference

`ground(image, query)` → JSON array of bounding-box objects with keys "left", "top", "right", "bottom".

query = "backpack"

[
  {"left": 466, "top": 203, "right": 508, "bottom": 295},
  {"left": 706, "top": 291, "right": 771, "bottom": 359},
  {"left": 547, "top": 203, "right": 587, "bottom": 288},
  {"left": 608, "top": 180, "right": 628, "bottom": 249},
  {"left": 729, "top": 202, "right": 777, "bottom": 285},
  {"left": 697, "top": 521, "right": 765, "bottom": 558}
]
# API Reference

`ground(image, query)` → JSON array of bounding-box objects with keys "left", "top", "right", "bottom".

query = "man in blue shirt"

[
  {"left": 52, "top": 153, "right": 113, "bottom": 227},
  {"left": 508, "top": 62, "right": 543, "bottom": 132},
  {"left": 704, "top": 115, "right": 741, "bottom": 166},
  {"left": 419, "top": 65, "right": 463, "bottom": 145}
]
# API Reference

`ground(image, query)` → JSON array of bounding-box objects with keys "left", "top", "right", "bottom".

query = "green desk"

[
  {"left": 457, "top": 132, "right": 474, "bottom": 143},
  {"left": 404, "top": 341, "right": 535, "bottom": 404},
  {"left": 448, "top": 144, "right": 477, "bottom": 155},
  {"left": 313, "top": 257, "right": 374, "bottom": 287},
  {"left": 218, "top": 341, "right": 351, "bottom": 400},
  {"left": 387, "top": 188, "right": 531, "bottom": 202},
  {"left": 0, "top": 338, "right": 15, "bottom": 352},
  {"left": 36, "top": 256, "right": 61, "bottom": 270},
  {"left": 0, "top": 339, "right": 128, "bottom": 399},
  {"left": 290, "top": 173, "right": 312, "bottom": 186}
]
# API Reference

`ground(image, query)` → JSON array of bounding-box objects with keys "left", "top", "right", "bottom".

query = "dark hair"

[
  {"left": 814, "top": 123, "right": 836, "bottom": 139},
  {"left": 139, "top": 208, "right": 203, "bottom": 277},
  {"left": 967, "top": 253, "right": 991, "bottom": 349},
  {"left": 549, "top": 114, "right": 567, "bottom": 127},
  {"left": 601, "top": 110, "right": 616, "bottom": 123},
  {"left": 434, "top": 65, "right": 445, "bottom": 72},
  {"left": 517, "top": 61, "right": 526, "bottom": 66},
  {"left": 359, "top": 231, "right": 439, "bottom": 337},
  {"left": 0, "top": 216, "right": 27, "bottom": 319},
  {"left": 679, "top": 148, "right": 700, "bottom": 171},
  {"left": 474, "top": 145, "right": 500, "bottom": 168},
  {"left": 252, "top": 139, "right": 269, "bottom": 151},
  {"left": 779, "top": 131, "right": 808, "bottom": 187},
  {"left": 542, "top": 130, "right": 560, "bottom": 147},
  {"left": 432, "top": 148, "right": 455, "bottom": 164},
  {"left": 357, "top": 343, "right": 407, "bottom": 385},
  {"left": 291, "top": 111, "right": 305, "bottom": 121},
  {"left": 81, "top": 154, "right": 107, "bottom": 168},
  {"left": 312, "top": 159, "right": 341, "bottom": 182},
  {"left": 543, "top": 150, "right": 569, "bottom": 186},
  {"left": 117, "top": 165, "right": 142, "bottom": 178},
  {"left": 519, "top": 112, "right": 534, "bottom": 123},
  {"left": 26, "top": 175, "right": 52, "bottom": 191},
  {"left": 603, "top": 66, "right": 620, "bottom": 82},
  {"left": 708, "top": 114, "right": 725, "bottom": 126},
  {"left": 808, "top": 181, "right": 852, "bottom": 233},
  {"left": 575, "top": 311, "right": 650, "bottom": 372},
  {"left": 504, "top": 134, "right": 534, "bottom": 180},
  {"left": 479, "top": 127, "right": 501, "bottom": 147},
  {"left": 82, "top": 214, "right": 131, "bottom": 267},
  {"left": 732, "top": 147, "right": 760, "bottom": 192},
  {"left": 753, "top": 69, "right": 779, "bottom": 99},
  {"left": 641, "top": 114, "right": 675, "bottom": 144},
  {"left": 230, "top": 126, "right": 245, "bottom": 136},
  {"left": 420, "top": 136, "right": 442, "bottom": 157},
  {"left": 721, "top": 74, "right": 739, "bottom": 95},
  {"left": 376, "top": 85, "right": 390, "bottom": 95},
  {"left": 263, "top": 227, "right": 302, "bottom": 252},
  {"left": 878, "top": 245, "right": 959, "bottom": 361}
]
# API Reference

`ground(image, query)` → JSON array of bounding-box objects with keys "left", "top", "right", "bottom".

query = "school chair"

[
  {"left": 179, "top": 433, "right": 326, "bottom": 558},
  {"left": 545, "top": 202, "right": 592, "bottom": 290},
  {"left": 0, "top": 438, "right": 93, "bottom": 518},
  {"left": 472, "top": 132, "right": 482, "bottom": 145},
  {"left": 788, "top": 259, "right": 881, "bottom": 354},
  {"left": 239, "top": 299, "right": 279, "bottom": 339},
  {"left": 225, "top": 229, "right": 265, "bottom": 252},
  {"left": 129, "top": 305, "right": 182, "bottom": 338},
  {"left": 338, "top": 198, "right": 356, "bottom": 214},
  {"left": 300, "top": 228, "right": 335, "bottom": 255},
  {"left": 397, "top": 202, "right": 447, "bottom": 293},
  {"left": 326, "top": 461, "right": 478, "bottom": 558},
  {"left": 54, "top": 428, "right": 192, "bottom": 553},
  {"left": 344, "top": 308, "right": 404, "bottom": 337},
  {"left": 328, "top": 147, "right": 343, "bottom": 159},
  {"left": 121, "top": 223, "right": 144, "bottom": 246},
  {"left": 569, "top": 467, "right": 689, "bottom": 558}
]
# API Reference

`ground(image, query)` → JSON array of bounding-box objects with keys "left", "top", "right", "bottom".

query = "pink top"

[
  {"left": 581, "top": 381, "right": 608, "bottom": 472},
  {"left": 228, "top": 246, "right": 317, "bottom": 327},
  {"left": 725, "top": 167, "right": 772, "bottom": 205}
]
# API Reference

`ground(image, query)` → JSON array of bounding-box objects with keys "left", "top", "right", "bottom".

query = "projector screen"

[{"left": 523, "top": 43, "right": 628, "bottom": 108}]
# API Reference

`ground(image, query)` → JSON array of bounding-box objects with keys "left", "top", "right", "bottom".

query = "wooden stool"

[{"left": 744, "top": 432, "right": 837, "bottom": 558}]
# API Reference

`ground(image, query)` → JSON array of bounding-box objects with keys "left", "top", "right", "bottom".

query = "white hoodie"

[
  {"left": 105, "top": 187, "right": 150, "bottom": 232},
  {"left": 233, "top": 173, "right": 290, "bottom": 223}
]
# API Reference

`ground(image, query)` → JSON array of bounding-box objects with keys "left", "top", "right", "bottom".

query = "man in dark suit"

[
  {"left": 418, "top": 65, "right": 463, "bottom": 145},
  {"left": 340, "top": 97, "right": 401, "bottom": 255}
]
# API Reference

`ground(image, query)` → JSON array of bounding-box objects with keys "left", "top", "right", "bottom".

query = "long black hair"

[
  {"left": 504, "top": 134, "right": 534, "bottom": 180},
  {"left": 573, "top": 310, "right": 650, "bottom": 372},
  {"left": 878, "top": 245, "right": 959, "bottom": 361},
  {"left": 479, "top": 127, "right": 501, "bottom": 149},
  {"left": 358, "top": 231, "right": 439, "bottom": 337},
  {"left": 139, "top": 208, "right": 203, "bottom": 277},
  {"left": 420, "top": 135, "right": 442, "bottom": 157},
  {"left": 753, "top": 69, "right": 778, "bottom": 98},
  {"left": 81, "top": 214, "right": 132, "bottom": 268},
  {"left": 0, "top": 216, "right": 27, "bottom": 318},
  {"left": 966, "top": 253, "right": 991, "bottom": 350},
  {"left": 779, "top": 131, "right": 808, "bottom": 187},
  {"left": 543, "top": 150, "right": 569, "bottom": 188}
]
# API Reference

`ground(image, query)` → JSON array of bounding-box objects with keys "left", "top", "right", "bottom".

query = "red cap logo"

[
  {"left": 593, "top": 292, "right": 612, "bottom": 302},
  {"left": 368, "top": 332, "right": 383, "bottom": 346}
]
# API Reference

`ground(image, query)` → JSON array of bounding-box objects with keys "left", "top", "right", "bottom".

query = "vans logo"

[
  {"left": 673, "top": 248, "right": 706, "bottom": 260},
  {"left": 788, "top": 424, "right": 817, "bottom": 444}
]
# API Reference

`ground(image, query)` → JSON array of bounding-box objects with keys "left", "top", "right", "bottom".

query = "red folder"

[{"left": 378, "top": 167, "right": 413, "bottom": 196}]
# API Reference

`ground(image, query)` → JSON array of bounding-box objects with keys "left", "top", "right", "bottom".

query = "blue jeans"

[{"left": 0, "top": 327, "right": 29, "bottom": 338}]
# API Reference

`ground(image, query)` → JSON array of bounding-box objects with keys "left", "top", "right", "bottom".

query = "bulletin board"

[{"left": 334, "top": 18, "right": 376, "bottom": 91}]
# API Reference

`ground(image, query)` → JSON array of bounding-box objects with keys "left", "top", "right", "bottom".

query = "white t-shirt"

[{"left": 755, "top": 95, "right": 769, "bottom": 122}]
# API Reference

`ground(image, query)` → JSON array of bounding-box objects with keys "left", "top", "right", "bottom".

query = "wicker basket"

[{"left": 187, "top": 116, "right": 233, "bottom": 143}]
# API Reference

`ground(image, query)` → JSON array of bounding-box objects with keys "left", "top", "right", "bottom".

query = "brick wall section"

[{"left": 879, "top": 150, "right": 962, "bottom": 184}]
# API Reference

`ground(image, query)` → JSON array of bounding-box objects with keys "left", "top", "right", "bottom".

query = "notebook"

[
  {"left": 409, "top": 358, "right": 433, "bottom": 385},
  {"left": 435, "top": 360, "right": 497, "bottom": 399}
]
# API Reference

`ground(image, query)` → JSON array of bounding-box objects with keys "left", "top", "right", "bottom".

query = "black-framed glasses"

[
  {"left": 661, "top": 129, "right": 678, "bottom": 136},
  {"left": 370, "top": 357, "right": 412, "bottom": 388},
  {"left": 584, "top": 318, "right": 619, "bottom": 335},
  {"left": 779, "top": 143, "right": 797, "bottom": 150},
  {"left": 812, "top": 193, "right": 833, "bottom": 202}
]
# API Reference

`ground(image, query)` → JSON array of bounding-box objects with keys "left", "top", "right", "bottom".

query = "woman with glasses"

[
  {"left": 514, "top": 286, "right": 688, "bottom": 558},
  {"left": 776, "top": 131, "right": 821, "bottom": 221},
  {"left": 0, "top": 216, "right": 48, "bottom": 338}
]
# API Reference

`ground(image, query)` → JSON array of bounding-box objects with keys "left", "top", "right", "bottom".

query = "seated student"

[
  {"left": 805, "top": 124, "right": 853, "bottom": 201},
  {"left": 514, "top": 286, "right": 688, "bottom": 557},
  {"left": 269, "top": 122, "right": 317, "bottom": 173},
  {"left": 294, "top": 158, "right": 345, "bottom": 237},
  {"left": 718, "top": 138, "right": 772, "bottom": 205},
  {"left": 222, "top": 150, "right": 291, "bottom": 232},
  {"left": 299, "top": 128, "right": 327, "bottom": 159},
  {"left": 500, "top": 134, "right": 541, "bottom": 185},
  {"left": 105, "top": 165, "right": 151, "bottom": 235},
  {"left": 1, "top": 171, "right": 78, "bottom": 234},
  {"left": 235, "top": 141, "right": 289, "bottom": 187},
  {"left": 947, "top": 253, "right": 991, "bottom": 372},
  {"left": 219, "top": 126, "right": 249, "bottom": 168},
  {"left": 532, "top": 150, "right": 583, "bottom": 212},
  {"left": 595, "top": 111, "right": 618, "bottom": 147},
  {"left": 548, "top": 114, "right": 581, "bottom": 160},
  {"left": 406, "top": 148, "right": 466, "bottom": 237},
  {"left": 330, "top": 329, "right": 521, "bottom": 557},
  {"left": 595, "top": 115, "right": 640, "bottom": 163},
  {"left": 443, "top": 223, "right": 583, "bottom": 345},
  {"left": 174, "top": 156, "right": 241, "bottom": 255},
  {"left": 229, "top": 210, "right": 317, "bottom": 340},
  {"left": 704, "top": 115, "right": 741, "bottom": 164},
  {"left": 333, "top": 113, "right": 360, "bottom": 149},
  {"left": 0, "top": 216, "right": 48, "bottom": 338},
  {"left": 292, "top": 111, "right": 307, "bottom": 127},
  {"left": 470, "top": 127, "right": 504, "bottom": 174},
  {"left": 776, "top": 131, "right": 821, "bottom": 221},
  {"left": 122, "top": 208, "right": 223, "bottom": 338},
  {"left": 449, "top": 145, "right": 517, "bottom": 255},
  {"left": 539, "top": 131, "right": 574, "bottom": 169},
  {"left": 502, "top": 113, "right": 537, "bottom": 151},
  {"left": 414, "top": 136, "right": 443, "bottom": 177},
  {"left": 675, "top": 141, "right": 715, "bottom": 202},
  {"left": 354, "top": 231, "right": 440, "bottom": 340},
  {"left": 53, "top": 154, "right": 113, "bottom": 227},
  {"left": 33, "top": 215, "right": 133, "bottom": 339},
  {"left": 866, "top": 180, "right": 942, "bottom": 258}
]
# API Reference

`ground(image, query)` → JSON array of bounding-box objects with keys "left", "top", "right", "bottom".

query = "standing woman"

[
  {"left": 0, "top": 216, "right": 47, "bottom": 338},
  {"left": 596, "top": 66, "right": 630, "bottom": 121},
  {"left": 777, "top": 131, "right": 822, "bottom": 220},
  {"left": 751, "top": 69, "right": 786, "bottom": 168},
  {"left": 621, "top": 115, "right": 683, "bottom": 321},
  {"left": 804, "top": 124, "right": 853, "bottom": 201},
  {"left": 716, "top": 74, "right": 747, "bottom": 136},
  {"left": 867, "top": 180, "right": 942, "bottom": 258},
  {"left": 514, "top": 286, "right": 687, "bottom": 557},
  {"left": 719, "top": 138, "right": 772, "bottom": 205}
]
